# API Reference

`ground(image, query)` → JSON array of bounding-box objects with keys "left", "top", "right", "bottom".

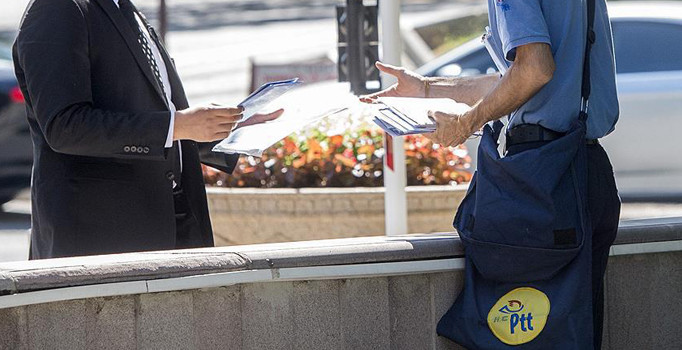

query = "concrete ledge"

[
  {"left": 1, "top": 218, "right": 681, "bottom": 297},
  {"left": 0, "top": 234, "right": 462, "bottom": 296},
  {"left": 0, "top": 219, "right": 680, "bottom": 349},
  {"left": 615, "top": 216, "right": 682, "bottom": 243},
  {"left": 0, "top": 252, "right": 249, "bottom": 295}
]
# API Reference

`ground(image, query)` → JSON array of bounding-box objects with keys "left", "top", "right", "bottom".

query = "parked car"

[
  {"left": 0, "top": 41, "right": 30, "bottom": 206},
  {"left": 417, "top": 2, "right": 682, "bottom": 199}
]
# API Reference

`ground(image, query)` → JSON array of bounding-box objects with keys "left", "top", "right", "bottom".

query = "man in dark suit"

[{"left": 13, "top": 0, "right": 279, "bottom": 259}]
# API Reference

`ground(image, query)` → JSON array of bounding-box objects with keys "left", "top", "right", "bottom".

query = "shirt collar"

[{"left": 113, "top": 0, "right": 119, "bottom": 8}]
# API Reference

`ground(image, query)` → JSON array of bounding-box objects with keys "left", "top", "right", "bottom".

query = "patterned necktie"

[
  {"left": 118, "top": 0, "right": 182, "bottom": 188},
  {"left": 118, "top": 0, "right": 167, "bottom": 99}
]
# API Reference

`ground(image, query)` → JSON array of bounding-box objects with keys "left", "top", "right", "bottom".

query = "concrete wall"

[
  {"left": 207, "top": 186, "right": 467, "bottom": 246},
  {"left": 2, "top": 253, "right": 681, "bottom": 350},
  {"left": 0, "top": 272, "right": 465, "bottom": 350},
  {"left": 1, "top": 219, "right": 681, "bottom": 350}
]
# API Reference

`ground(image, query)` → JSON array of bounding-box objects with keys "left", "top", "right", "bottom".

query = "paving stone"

[
  {"left": 137, "top": 292, "right": 193, "bottom": 350},
  {"left": 340, "top": 277, "right": 390, "bottom": 350},
  {"left": 292, "top": 280, "right": 342, "bottom": 350},
  {"left": 241, "top": 282, "right": 294, "bottom": 350},
  {"left": 0, "top": 307, "right": 26, "bottom": 350},
  {"left": 192, "top": 286, "right": 242, "bottom": 350},
  {"left": 27, "top": 299, "right": 87, "bottom": 350},
  {"left": 388, "top": 274, "right": 433, "bottom": 350},
  {"left": 605, "top": 252, "right": 682, "bottom": 349},
  {"left": 431, "top": 271, "right": 466, "bottom": 350},
  {"left": 84, "top": 296, "right": 136, "bottom": 350}
]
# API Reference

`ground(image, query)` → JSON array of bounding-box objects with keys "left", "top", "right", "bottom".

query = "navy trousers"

[{"left": 507, "top": 142, "right": 621, "bottom": 349}]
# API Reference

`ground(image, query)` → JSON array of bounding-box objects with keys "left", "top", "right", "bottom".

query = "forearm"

[
  {"left": 425, "top": 74, "right": 499, "bottom": 106},
  {"left": 464, "top": 48, "right": 554, "bottom": 132},
  {"left": 44, "top": 103, "right": 171, "bottom": 160}
]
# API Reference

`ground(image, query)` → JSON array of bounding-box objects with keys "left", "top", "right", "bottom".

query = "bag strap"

[{"left": 580, "top": 0, "right": 597, "bottom": 119}]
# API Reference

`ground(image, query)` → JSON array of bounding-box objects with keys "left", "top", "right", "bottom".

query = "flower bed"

[{"left": 203, "top": 113, "right": 473, "bottom": 188}]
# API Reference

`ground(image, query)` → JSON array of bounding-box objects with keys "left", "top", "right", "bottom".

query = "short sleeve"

[{"left": 494, "top": 0, "right": 551, "bottom": 61}]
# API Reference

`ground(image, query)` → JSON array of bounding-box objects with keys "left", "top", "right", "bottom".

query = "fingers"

[
  {"left": 359, "top": 85, "right": 398, "bottom": 103},
  {"left": 206, "top": 105, "right": 243, "bottom": 124},
  {"left": 427, "top": 110, "right": 448, "bottom": 121},
  {"left": 211, "top": 105, "right": 244, "bottom": 116},
  {"left": 258, "top": 108, "right": 284, "bottom": 122},
  {"left": 214, "top": 131, "right": 232, "bottom": 140},
  {"left": 238, "top": 108, "right": 285, "bottom": 128},
  {"left": 359, "top": 93, "right": 381, "bottom": 103},
  {"left": 375, "top": 61, "right": 403, "bottom": 76}
]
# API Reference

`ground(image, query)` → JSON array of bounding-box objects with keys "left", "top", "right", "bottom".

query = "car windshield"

[
  {"left": 429, "top": 18, "right": 682, "bottom": 77},
  {"left": 612, "top": 20, "right": 682, "bottom": 74}
]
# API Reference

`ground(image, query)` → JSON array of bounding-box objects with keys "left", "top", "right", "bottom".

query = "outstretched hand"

[{"left": 359, "top": 62, "right": 427, "bottom": 103}]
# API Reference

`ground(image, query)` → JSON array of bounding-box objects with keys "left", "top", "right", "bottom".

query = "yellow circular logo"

[{"left": 487, "top": 287, "right": 550, "bottom": 345}]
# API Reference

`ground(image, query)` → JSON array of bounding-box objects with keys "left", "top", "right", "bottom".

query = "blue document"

[
  {"left": 238, "top": 78, "right": 301, "bottom": 122},
  {"left": 371, "top": 97, "right": 471, "bottom": 137}
]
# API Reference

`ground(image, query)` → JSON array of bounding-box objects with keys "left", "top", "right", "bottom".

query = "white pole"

[{"left": 380, "top": 0, "right": 408, "bottom": 236}]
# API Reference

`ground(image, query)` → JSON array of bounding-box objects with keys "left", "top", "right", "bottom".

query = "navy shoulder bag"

[{"left": 436, "top": 0, "right": 598, "bottom": 348}]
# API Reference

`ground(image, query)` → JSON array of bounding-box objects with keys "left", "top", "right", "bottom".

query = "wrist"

[
  {"left": 463, "top": 108, "right": 486, "bottom": 136},
  {"left": 173, "top": 112, "right": 186, "bottom": 141},
  {"left": 421, "top": 76, "right": 435, "bottom": 98}
]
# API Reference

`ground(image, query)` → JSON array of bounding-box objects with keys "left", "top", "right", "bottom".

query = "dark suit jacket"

[{"left": 13, "top": 0, "right": 239, "bottom": 259}]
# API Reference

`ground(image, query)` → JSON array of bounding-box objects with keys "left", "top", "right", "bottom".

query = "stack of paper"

[
  {"left": 213, "top": 82, "right": 357, "bottom": 157},
  {"left": 372, "top": 97, "right": 472, "bottom": 136},
  {"left": 238, "top": 78, "right": 301, "bottom": 122}
]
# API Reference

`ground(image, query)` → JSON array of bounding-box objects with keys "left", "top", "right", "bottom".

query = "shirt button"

[
  {"left": 123, "top": 146, "right": 131, "bottom": 152},
  {"left": 130, "top": 146, "right": 137, "bottom": 153},
  {"left": 137, "top": 147, "right": 143, "bottom": 153},
  {"left": 143, "top": 147, "right": 150, "bottom": 154},
  {"left": 166, "top": 171, "right": 175, "bottom": 181}
]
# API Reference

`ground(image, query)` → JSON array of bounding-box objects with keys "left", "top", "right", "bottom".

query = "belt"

[{"left": 506, "top": 124, "right": 599, "bottom": 147}]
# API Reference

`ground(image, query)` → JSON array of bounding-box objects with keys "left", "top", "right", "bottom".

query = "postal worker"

[{"left": 363, "top": 0, "right": 620, "bottom": 348}]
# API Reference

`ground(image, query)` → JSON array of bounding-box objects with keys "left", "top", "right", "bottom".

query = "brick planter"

[{"left": 206, "top": 185, "right": 468, "bottom": 246}]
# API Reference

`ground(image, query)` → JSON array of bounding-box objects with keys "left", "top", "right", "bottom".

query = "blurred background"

[{"left": 1, "top": 0, "right": 681, "bottom": 260}]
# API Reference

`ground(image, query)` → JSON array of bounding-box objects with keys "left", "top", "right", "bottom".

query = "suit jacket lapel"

[
  {"left": 136, "top": 12, "right": 190, "bottom": 110},
  {"left": 93, "top": 0, "right": 168, "bottom": 107}
]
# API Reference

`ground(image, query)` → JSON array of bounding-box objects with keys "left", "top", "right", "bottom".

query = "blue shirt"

[{"left": 487, "top": 0, "right": 619, "bottom": 139}]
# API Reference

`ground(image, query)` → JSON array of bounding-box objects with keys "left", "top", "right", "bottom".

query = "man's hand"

[
  {"left": 359, "top": 62, "right": 426, "bottom": 102},
  {"left": 424, "top": 110, "right": 479, "bottom": 148},
  {"left": 174, "top": 104, "right": 243, "bottom": 142}
]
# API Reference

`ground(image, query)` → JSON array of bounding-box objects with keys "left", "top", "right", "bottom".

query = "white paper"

[
  {"left": 372, "top": 97, "right": 472, "bottom": 136},
  {"left": 213, "top": 82, "right": 358, "bottom": 156},
  {"left": 483, "top": 26, "right": 509, "bottom": 75}
]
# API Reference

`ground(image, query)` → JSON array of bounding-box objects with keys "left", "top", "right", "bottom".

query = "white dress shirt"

[{"left": 113, "top": 0, "right": 181, "bottom": 172}]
